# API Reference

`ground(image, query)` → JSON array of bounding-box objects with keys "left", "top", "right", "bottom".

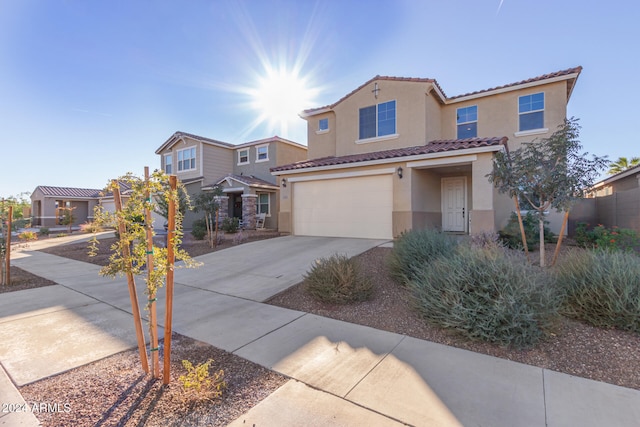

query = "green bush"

[
  {"left": 574, "top": 223, "right": 639, "bottom": 253},
  {"left": 38, "top": 227, "right": 50, "bottom": 236},
  {"left": 221, "top": 217, "right": 239, "bottom": 233},
  {"left": 305, "top": 254, "right": 373, "bottom": 304},
  {"left": 389, "top": 228, "right": 458, "bottom": 283},
  {"left": 554, "top": 249, "right": 640, "bottom": 333},
  {"left": 499, "top": 211, "right": 555, "bottom": 251},
  {"left": 408, "top": 246, "right": 562, "bottom": 348},
  {"left": 191, "top": 218, "right": 207, "bottom": 240}
]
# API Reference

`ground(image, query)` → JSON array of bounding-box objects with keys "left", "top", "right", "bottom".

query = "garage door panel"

[{"left": 292, "top": 175, "right": 393, "bottom": 239}]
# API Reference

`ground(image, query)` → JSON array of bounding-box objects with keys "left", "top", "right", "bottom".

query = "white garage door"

[{"left": 292, "top": 175, "right": 393, "bottom": 239}]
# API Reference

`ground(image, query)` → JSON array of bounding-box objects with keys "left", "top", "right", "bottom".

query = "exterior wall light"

[
  {"left": 397, "top": 166, "right": 403, "bottom": 179},
  {"left": 281, "top": 178, "right": 287, "bottom": 187}
]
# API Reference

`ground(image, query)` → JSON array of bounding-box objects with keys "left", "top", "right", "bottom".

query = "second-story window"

[
  {"left": 457, "top": 105, "right": 478, "bottom": 139},
  {"left": 318, "top": 118, "right": 329, "bottom": 131},
  {"left": 164, "top": 154, "right": 172, "bottom": 174},
  {"left": 177, "top": 147, "right": 196, "bottom": 172},
  {"left": 256, "top": 144, "right": 269, "bottom": 162},
  {"left": 238, "top": 149, "right": 249, "bottom": 165},
  {"left": 519, "top": 92, "right": 544, "bottom": 131},
  {"left": 359, "top": 100, "right": 396, "bottom": 140}
]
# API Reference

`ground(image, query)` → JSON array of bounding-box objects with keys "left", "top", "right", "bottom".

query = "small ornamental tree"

[
  {"left": 90, "top": 170, "right": 199, "bottom": 379},
  {"left": 192, "top": 187, "right": 224, "bottom": 248},
  {"left": 58, "top": 206, "right": 76, "bottom": 234},
  {"left": 488, "top": 118, "right": 608, "bottom": 267}
]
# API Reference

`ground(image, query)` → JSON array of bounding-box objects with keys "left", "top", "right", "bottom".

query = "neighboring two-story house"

[
  {"left": 155, "top": 132, "right": 307, "bottom": 229},
  {"left": 271, "top": 67, "right": 582, "bottom": 239}
]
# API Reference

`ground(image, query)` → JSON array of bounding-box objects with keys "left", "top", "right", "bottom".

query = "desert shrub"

[
  {"left": 55, "top": 233, "right": 67, "bottom": 238},
  {"left": 574, "top": 223, "right": 639, "bottom": 253},
  {"left": 221, "top": 217, "right": 239, "bottom": 233},
  {"left": 305, "top": 254, "right": 373, "bottom": 304},
  {"left": 191, "top": 218, "right": 207, "bottom": 240},
  {"left": 469, "top": 231, "right": 504, "bottom": 250},
  {"left": 499, "top": 211, "right": 555, "bottom": 251},
  {"left": 554, "top": 249, "right": 640, "bottom": 333},
  {"left": 18, "top": 231, "right": 38, "bottom": 241},
  {"left": 389, "top": 228, "right": 458, "bottom": 283},
  {"left": 232, "top": 229, "right": 247, "bottom": 245},
  {"left": 38, "top": 227, "right": 50, "bottom": 236},
  {"left": 80, "top": 221, "right": 103, "bottom": 234},
  {"left": 408, "top": 246, "right": 562, "bottom": 348},
  {"left": 178, "top": 358, "right": 225, "bottom": 399}
]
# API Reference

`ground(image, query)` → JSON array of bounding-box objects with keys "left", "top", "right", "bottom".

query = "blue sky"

[{"left": 1, "top": 0, "right": 638, "bottom": 197}]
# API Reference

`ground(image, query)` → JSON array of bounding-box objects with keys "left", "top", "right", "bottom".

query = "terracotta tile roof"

[
  {"left": 271, "top": 137, "right": 507, "bottom": 173},
  {"left": 301, "top": 67, "right": 582, "bottom": 115},
  {"left": 214, "top": 174, "right": 278, "bottom": 189},
  {"left": 449, "top": 66, "right": 583, "bottom": 100},
  {"left": 36, "top": 186, "right": 102, "bottom": 198}
]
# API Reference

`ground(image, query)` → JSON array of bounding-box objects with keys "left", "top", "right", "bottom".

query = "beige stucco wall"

[
  {"left": 306, "top": 112, "right": 336, "bottom": 159},
  {"left": 441, "top": 80, "right": 569, "bottom": 150},
  {"left": 330, "top": 80, "right": 433, "bottom": 156}
]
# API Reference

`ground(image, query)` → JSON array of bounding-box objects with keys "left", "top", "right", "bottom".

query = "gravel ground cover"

[{"left": 4, "top": 232, "right": 640, "bottom": 426}]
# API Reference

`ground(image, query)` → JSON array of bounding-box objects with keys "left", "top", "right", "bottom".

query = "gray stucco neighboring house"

[
  {"left": 155, "top": 132, "right": 307, "bottom": 229},
  {"left": 31, "top": 186, "right": 102, "bottom": 227}
]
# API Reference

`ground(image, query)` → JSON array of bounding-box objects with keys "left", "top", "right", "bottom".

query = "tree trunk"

[
  {"left": 551, "top": 210, "right": 570, "bottom": 267},
  {"left": 5, "top": 206, "right": 12, "bottom": 285},
  {"left": 113, "top": 181, "right": 149, "bottom": 374},
  {"left": 513, "top": 196, "right": 530, "bottom": 262},
  {"left": 539, "top": 214, "right": 546, "bottom": 268},
  {"left": 144, "top": 167, "right": 160, "bottom": 378},
  {"left": 163, "top": 175, "right": 177, "bottom": 385}
]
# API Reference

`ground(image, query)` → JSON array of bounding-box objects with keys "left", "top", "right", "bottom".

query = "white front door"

[{"left": 442, "top": 177, "right": 467, "bottom": 232}]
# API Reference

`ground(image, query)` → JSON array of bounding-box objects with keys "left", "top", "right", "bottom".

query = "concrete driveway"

[{"left": 176, "top": 235, "right": 389, "bottom": 301}]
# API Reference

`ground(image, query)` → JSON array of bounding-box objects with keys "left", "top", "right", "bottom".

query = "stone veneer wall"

[{"left": 241, "top": 194, "right": 258, "bottom": 229}]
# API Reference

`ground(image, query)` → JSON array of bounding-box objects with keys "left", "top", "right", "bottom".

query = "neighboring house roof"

[
  {"left": 156, "top": 132, "right": 308, "bottom": 154},
  {"left": 591, "top": 163, "right": 640, "bottom": 189},
  {"left": 34, "top": 186, "right": 102, "bottom": 198},
  {"left": 155, "top": 131, "right": 235, "bottom": 154},
  {"left": 271, "top": 137, "right": 507, "bottom": 173},
  {"left": 211, "top": 174, "right": 278, "bottom": 190},
  {"left": 234, "top": 135, "right": 308, "bottom": 150},
  {"left": 301, "top": 66, "right": 582, "bottom": 116}
]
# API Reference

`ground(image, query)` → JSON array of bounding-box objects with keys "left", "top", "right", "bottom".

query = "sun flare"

[{"left": 249, "top": 67, "right": 318, "bottom": 137}]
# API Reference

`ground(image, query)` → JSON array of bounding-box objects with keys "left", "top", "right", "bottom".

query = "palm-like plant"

[{"left": 607, "top": 156, "right": 640, "bottom": 175}]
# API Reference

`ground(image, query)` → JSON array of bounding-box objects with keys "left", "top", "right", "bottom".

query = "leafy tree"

[
  {"left": 192, "top": 186, "right": 224, "bottom": 248},
  {"left": 58, "top": 206, "right": 76, "bottom": 233},
  {"left": 153, "top": 176, "right": 190, "bottom": 219},
  {"left": 90, "top": 170, "right": 199, "bottom": 380},
  {"left": 489, "top": 118, "right": 608, "bottom": 267},
  {"left": 607, "top": 156, "right": 640, "bottom": 175},
  {"left": 1, "top": 193, "right": 31, "bottom": 229}
]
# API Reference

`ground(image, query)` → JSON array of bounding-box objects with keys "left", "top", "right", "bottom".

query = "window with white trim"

[
  {"left": 518, "top": 92, "right": 544, "bottom": 131},
  {"left": 256, "top": 144, "right": 269, "bottom": 162},
  {"left": 257, "top": 193, "right": 270, "bottom": 215},
  {"left": 318, "top": 118, "right": 329, "bottom": 131},
  {"left": 177, "top": 147, "right": 196, "bottom": 172},
  {"left": 164, "top": 154, "right": 172, "bottom": 174},
  {"left": 456, "top": 105, "right": 477, "bottom": 139},
  {"left": 359, "top": 100, "right": 396, "bottom": 140},
  {"left": 238, "top": 149, "right": 249, "bottom": 165}
]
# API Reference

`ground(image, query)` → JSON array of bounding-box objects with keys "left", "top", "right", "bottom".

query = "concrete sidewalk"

[{"left": 3, "top": 236, "right": 640, "bottom": 426}]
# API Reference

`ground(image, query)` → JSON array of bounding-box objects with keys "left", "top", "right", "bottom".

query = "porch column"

[
  {"left": 214, "top": 196, "right": 229, "bottom": 224},
  {"left": 241, "top": 194, "right": 258, "bottom": 229},
  {"left": 471, "top": 153, "right": 496, "bottom": 234}
]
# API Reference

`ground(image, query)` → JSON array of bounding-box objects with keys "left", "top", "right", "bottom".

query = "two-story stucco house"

[
  {"left": 155, "top": 132, "right": 307, "bottom": 229},
  {"left": 271, "top": 67, "right": 582, "bottom": 239}
]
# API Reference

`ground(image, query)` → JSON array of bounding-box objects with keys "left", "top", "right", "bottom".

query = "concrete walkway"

[{"left": 2, "top": 236, "right": 640, "bottom": 426}]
